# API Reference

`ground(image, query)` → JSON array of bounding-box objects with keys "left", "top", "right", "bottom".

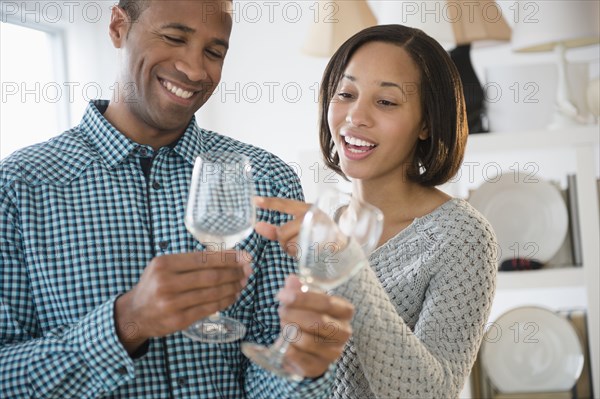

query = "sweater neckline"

[{"left": 370, "top": 198, "right": 463, "bottom": 258}]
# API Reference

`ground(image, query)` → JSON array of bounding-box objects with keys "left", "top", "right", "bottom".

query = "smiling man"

[{"left": 0, "top": 1, "right": 352, "bottom": 398}]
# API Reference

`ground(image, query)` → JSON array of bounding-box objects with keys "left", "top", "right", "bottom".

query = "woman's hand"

[
  {"left": 254, "top": 196, "right": 310, "bottom": 258},
  {"left": 277, "top": 275, "right": 354, "bottom": 378}
]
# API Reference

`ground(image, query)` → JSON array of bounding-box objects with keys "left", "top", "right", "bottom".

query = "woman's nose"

[{"left": 346, "top": 100, "right": 372, "bottom": 127}]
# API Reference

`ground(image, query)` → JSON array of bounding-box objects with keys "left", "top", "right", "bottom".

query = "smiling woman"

[{"left": 0, "top": 21, "right": 68, "bottom": 159}]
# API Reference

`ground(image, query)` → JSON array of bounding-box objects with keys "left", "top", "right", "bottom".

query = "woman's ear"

[
  {"left": 418, "top": 122, "right": 429, "bottom": 140},
  {"left": 109, "top": 6, "right": 130, "bottom": 48}
]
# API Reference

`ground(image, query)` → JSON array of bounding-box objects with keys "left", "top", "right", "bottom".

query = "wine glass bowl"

[
  {"left": 183, "top": 151, "right": 255, "bottom": 343},
  {"left": 241, "top": 189, "right": 383, "bottom": 380}
]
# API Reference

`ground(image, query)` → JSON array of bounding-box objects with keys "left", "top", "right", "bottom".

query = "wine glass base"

[
  {"left": 241, "top": 342, "right": 304, "bottom": 382},
  {"left": 183, "top": 316, "right": 246, "bottom": 343}
]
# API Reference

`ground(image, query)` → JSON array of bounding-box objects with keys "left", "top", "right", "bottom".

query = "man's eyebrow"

[
  {"left": 213, "top": 38, "right": 229, "bottom": 50},
  {"left": 342, "top": 74, "right": 406, "bottom": 94},
  {"left": 160, "top": 23, "right": 195, "bottom": 34},
  {"left": 159, "top": 23, "right": 229, "bottom": 49}
]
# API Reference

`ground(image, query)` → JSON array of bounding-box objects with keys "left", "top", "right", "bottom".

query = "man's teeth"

[
  {"left": 344, "top": 136, "right": 376, "bottom": 147},
  {"left": 162, "top": 80, "right": 194, "bottom": 99}
]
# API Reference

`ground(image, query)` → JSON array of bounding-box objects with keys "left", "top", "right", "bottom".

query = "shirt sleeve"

[
  {"left": 242, "top": 156, "right": 334, "bottom": 399},
  {"left": 333, "top": 223, "right": 497, "bottom": 398},
  {"left": 0, "top": 184, "right": 136, "bottom": 399}
]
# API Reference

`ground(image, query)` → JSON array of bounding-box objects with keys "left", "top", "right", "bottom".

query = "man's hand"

[
  {"left": 114, "top": 251, "right": 252, "bottom": 354},
  {"left": 277, "top": 275, "right": 354, "bottom": 379}
]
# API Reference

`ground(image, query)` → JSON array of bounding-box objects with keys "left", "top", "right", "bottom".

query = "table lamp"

[
  {"left": 399, "top": 0, "right": 511, "bottom": 133},
  {"left": 511, "top": 0, "right": 600, "bottom": 129},
  {"left": 301, "top": 0, "right": 377, "bottom": 57}
]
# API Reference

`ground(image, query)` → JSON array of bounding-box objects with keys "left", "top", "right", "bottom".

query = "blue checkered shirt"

[{"left": 0, "top": 101, "right": 333, "bottom": 398}]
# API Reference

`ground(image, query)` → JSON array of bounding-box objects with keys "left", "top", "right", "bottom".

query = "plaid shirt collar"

[{"left": 82, "top": 100, "right": 201, "bottom": 169}]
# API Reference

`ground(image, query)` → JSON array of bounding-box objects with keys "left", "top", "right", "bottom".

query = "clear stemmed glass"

[
  {"left": 183, "top": 151, "right": 255, "bottom": 343},
  {"left": 241, "top": 188, "right": 384, "bottom": 380}
]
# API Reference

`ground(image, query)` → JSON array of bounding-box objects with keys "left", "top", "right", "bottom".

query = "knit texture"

[{"left": 331, "top": 198, "right": 497, "bottom": 399}]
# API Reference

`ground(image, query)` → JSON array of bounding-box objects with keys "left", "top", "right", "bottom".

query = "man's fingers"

[
  {"left": 152, "top": 251, "right": 251, "bottom": 273},
  {"left": 155, "top": 282, "right": 243, "bottom": 313},
  {"left": 179, "top": 283, "right": 244, "bottom": 310},
  {"left": 173, "top": 268, "right": 248, "bottom": 292},
  {"left": 176, "top": 295, "right": 240, "bottom": 330},
  {"left": 190, "top": 250, "right": 253, "bottom": 269},
  {"left": 254, "top": 196, "right": 310, "bottom": 218}
]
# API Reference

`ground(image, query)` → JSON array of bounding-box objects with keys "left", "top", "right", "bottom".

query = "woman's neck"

[{"left": 352, "top": 177, "right": 452, "bottom": 246}]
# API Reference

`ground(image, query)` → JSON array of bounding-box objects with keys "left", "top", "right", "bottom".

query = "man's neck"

[{"left": 103, "top": 101, "right": 188, "bottom": 150}]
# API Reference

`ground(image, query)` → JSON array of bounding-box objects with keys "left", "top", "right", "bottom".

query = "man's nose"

[{"left": 175, "top": 50, "right": 208, "bottom": 82}]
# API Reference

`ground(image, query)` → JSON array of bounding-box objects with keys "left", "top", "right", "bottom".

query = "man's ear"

[{"left": 109, "top": 6, "right": 130, "bottom": 48}]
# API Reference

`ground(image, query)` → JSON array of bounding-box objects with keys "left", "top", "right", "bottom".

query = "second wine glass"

[
  {"left": 183, "top": 151, "right": 255, "bottom": 343},
  {"left": 241, "top": 189, "right": 384, "bottom": 380}
]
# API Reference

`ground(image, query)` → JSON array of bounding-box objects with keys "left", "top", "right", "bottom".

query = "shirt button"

[
  {"left": 117, "top": 366, "right": 128, "bottom": 376},
  {"left": 159, "top": 241, "right": 170, "bottom": 250},
  {"left": 152, "top": 181, "right": 161, "bottom": 190},
  {"left": 177, "top": 377, "right": 187, "bottom": 388},
  {"left": 139, "top": 148, "right": 148, "bottom": 157}
]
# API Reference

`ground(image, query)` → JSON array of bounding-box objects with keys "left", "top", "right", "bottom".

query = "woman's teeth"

[
  {"left": 161, "top": 80, "right": 194, "bottom": 99},
  {"left": 344, "top": 136, "right": 375, "bottom": 147},
  {"left": 344, "top": 136, "right": 376, "bottom": 153}
]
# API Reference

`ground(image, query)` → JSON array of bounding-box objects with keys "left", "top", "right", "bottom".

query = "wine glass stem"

[
  {"left": 270, "top": 336, "right": 291, "bottom": 363},
  {"left": 207, "top": 312, "right": 221, "bottom": 321}
]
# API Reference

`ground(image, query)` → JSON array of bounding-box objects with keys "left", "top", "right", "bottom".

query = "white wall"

[
  {"left": 3, "top": 0, "right": 597, "bottom": 199},
  {"left": 0, "top": 0, "right": 116, "bottom": 122},
  {"left": 196, "top": 0, "right": 600, "bottom": 200}
]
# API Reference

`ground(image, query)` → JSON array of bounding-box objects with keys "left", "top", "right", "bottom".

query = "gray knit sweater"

[{"left": 331, "top": 199, "right": 497, "bottom": 399}]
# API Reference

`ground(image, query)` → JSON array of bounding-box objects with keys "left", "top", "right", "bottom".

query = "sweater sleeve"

[{"left": 333, "top": 211, "right": 497, "bottom": 398}]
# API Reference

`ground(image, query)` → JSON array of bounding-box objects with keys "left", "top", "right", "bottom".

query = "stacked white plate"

[
  {"left": 481, "top": 306, "right": 584, "bottom": 392},
  {"left": 468, "top": 172, "right": 569, "bottom": 263}
]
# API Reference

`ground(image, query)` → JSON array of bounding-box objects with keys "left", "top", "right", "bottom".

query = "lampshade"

[
  {"left": 301, "top": 0, "right": 377, "bottom": 57},
  {"left": 512, "top": 1, "right": 600, "bottom": 52},
  {"left": 399, "top": 0, "right": 511, "bottom": 133},
  {"left": 399, "top": 0, "right": 511, "bottom": 46}
]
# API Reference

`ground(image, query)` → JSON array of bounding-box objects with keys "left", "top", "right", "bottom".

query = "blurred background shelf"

[
  {"left": 497, "top": 267, "right": 585, "bottom": 290},
  {"left": 466, "top": 125, "right": 599, "bottom": 153}
]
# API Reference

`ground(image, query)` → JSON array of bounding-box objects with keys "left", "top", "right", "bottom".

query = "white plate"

[
  {"left": 468, "top": 173, "right": 568, "bottom": 263},
  {"left": 481, "top": 306, "right": 584, "bottom": 393}
]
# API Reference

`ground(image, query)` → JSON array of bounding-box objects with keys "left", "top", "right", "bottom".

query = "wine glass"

[
  {"left": 183, "top": 151, "right": 255, "bottom": 343},
  {"left": 241, "top": 188, "right": 384, "bottom": 380}
]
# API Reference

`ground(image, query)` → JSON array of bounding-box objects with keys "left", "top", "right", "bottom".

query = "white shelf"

[
  {"left": 497, "top": 267, "right": 584, "bottom": 290},
  {"left": 466, "top": 125, "right": 599, "bottom": 153},
  {"left": 460, "top": 124, "right": 600, "bottom": 395}
]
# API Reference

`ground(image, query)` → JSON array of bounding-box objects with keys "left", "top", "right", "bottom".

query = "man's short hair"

[{"left": 118, "top": 0, "right": 149, "bottom": 22}]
